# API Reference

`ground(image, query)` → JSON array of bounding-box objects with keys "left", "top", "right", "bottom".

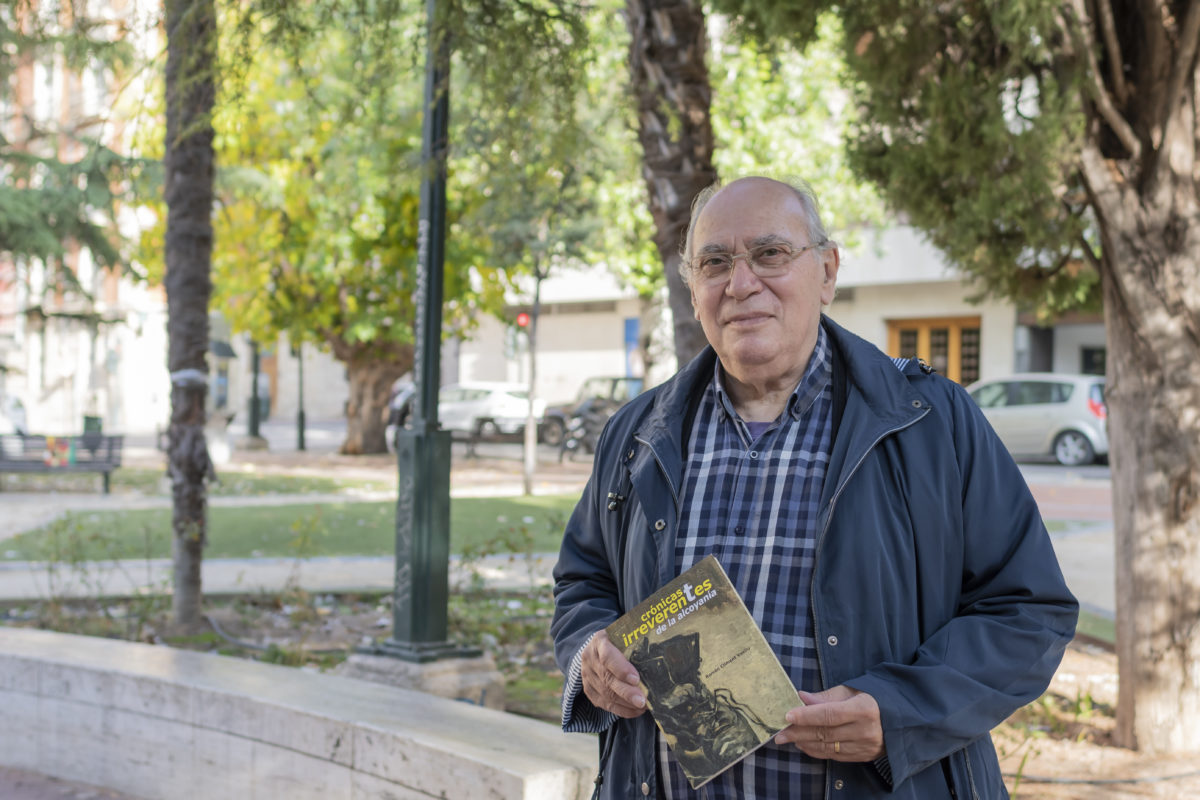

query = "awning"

[{"left": 209, "top": 340, "right": 237, "bottom": 358}]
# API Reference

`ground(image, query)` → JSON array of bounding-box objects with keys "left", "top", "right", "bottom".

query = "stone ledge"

[{"left": 0, "top": 627, "right": 596, "bottom": 800}]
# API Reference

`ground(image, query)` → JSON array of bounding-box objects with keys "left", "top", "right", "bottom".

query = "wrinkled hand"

[
  {"left": 581, "top": 631, "right": 647, "bottom": 718},
  {"left": 773, "top": 686, "right": 885, "bottom": 762}
]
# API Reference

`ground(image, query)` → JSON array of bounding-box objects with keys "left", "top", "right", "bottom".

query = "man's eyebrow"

[
  {"left": 748, "top": 233, "right": 793, "bottom": 248},
  {"left": 696, "top": 234, "right": 792, "bottom": 254}
]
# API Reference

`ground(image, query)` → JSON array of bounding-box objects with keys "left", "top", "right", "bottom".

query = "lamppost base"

[
  {"left": 338, "top": 641, "right": 503, "bottom": 709},
  {"left": 358, "top": 638, "right": 481, "bottom": 663}
]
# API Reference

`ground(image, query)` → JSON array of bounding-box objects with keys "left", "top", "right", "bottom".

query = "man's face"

[{"left": 689, "top": 178, "right": 839, "bottom": 386}]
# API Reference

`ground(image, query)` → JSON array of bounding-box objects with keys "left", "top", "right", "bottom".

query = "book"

[{"left": 605, "top": 555, "right": 800, "bottom": 789}]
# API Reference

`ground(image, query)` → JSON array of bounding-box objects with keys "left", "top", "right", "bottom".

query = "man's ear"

[
  {"left": 819, "top": 248, "right": 840, "bottom": 306},
  {"left": 691, "top": 284, "right": 700, "bottom": 320}
]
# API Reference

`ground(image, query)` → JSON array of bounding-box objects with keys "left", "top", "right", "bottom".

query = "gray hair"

[{"left": 679, "top": 176, "right": 835, "bottom": 285}]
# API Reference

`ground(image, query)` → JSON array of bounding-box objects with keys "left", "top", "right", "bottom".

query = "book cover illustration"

[{"left": 605, "top": 555, "right": 799, "bottom": 789}]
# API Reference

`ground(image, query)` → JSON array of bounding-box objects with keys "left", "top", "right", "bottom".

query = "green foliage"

[
  {"left": 130, "top": 0, "right": 642, "bottom": 357},
  {"left": 708, "top": 14, "right": 888, "bottom": 243},
  {"left": 707, "top": 0, "right": 1100, "bottom": 318},
  {"left": 0, "top": 146, "right": 126, "bottom": 272},
  {"left": 0, "top": 2, "right": 145, "bottom": 291}
]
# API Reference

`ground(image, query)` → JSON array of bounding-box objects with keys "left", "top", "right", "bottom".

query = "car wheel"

[
  {"left": 475, "top": 419, "right": 499, "bottom": 439},
  {"left": 1053, "top": 430, "right": 1095, "bottom": 466},
  {"left": 540, "top": 418, "right": 566, "bottom": 447}
]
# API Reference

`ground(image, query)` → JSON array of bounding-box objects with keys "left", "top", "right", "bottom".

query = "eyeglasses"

[{"left": 688, "top": 241, "right": 826, "bottom": 285}]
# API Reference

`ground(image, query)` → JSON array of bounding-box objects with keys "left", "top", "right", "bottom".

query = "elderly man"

[{"left": 551, "top": 176, "right": 1077, "bottom": 799}]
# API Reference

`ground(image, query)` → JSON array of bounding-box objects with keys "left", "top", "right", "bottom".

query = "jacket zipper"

[
  {"left": 633, "top": 434, "right": 680, "bottom": 510},
  {"left": 810, "top": 406, "right": 930, "bottom": 691},
  {"left": 962, "top": 748, "right": 981, "bottom": 800},
  {"left": 590, "top": 728, "right": 617, "bottom": 800},
  {"left": 811, "top": 409, "right": 927, "bottom": 800}
]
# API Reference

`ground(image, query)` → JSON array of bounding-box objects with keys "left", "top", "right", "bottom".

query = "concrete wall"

[{"left": 0, "top": 627, "right": 597, "bottom": 800}]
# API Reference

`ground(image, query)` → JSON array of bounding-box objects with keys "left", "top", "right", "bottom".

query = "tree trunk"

[
  {"left": 163, "top": 0, "right": 217, "bottom": 628},
  {"left": 625, "top": 0, "right": 716, "bottom": 365},
  {"left": 1082, "top": 129, "right": 1200, "bottom": 753},
  {"left": 334, "top": 341, "right": 413, "bottom": 455}
]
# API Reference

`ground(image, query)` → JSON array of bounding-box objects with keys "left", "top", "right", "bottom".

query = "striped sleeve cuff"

[
  {"left": 561, "top": 630, "right": 617, "bottom": 733},
  {"left": 873, "top": 755, "right": 893, "bottom": 788}
]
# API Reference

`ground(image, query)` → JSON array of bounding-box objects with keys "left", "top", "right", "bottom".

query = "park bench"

[{"left": 0, "top": 433, "right": 124, "bottom": 493}]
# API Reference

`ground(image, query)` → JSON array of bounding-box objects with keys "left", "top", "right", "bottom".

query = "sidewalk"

[{"left": 1027, "top": 479, "right": 1116, "bottom": 620}]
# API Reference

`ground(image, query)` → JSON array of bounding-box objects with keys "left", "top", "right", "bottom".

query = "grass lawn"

[
  {"left": 0, "top": 467, "right": 396, "bottom": 496},
  {"left": 1, "top": 493, "right": 582, "bottom": 562},
  {"left": 1076, "top": 608, "right": 1115, "bottom": 645}
]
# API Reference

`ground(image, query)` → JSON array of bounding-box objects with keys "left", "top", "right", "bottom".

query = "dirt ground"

[{"left": 995, "top": 641, "right": 1200, "bottom": 799}]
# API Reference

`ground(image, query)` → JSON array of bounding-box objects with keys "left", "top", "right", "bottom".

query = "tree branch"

[
  {"left": 1077, "top": 233, "right": 1102, "bottom": 272},
  {"left": 1160, "top": 0, "right": 1200, "bottom": 154},
  {"left": 1067, "top": 0, "right": 1143, "bottom": 159},
  {"left": 1091, "top": 0, "right": 1129, "bottom": 104}
]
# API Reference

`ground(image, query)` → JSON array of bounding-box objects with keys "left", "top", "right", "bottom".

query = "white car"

[
  {"left": 966, "top": 373, "right": 1108, "bottom": 466},
  {"left": 438, "top": 382, "right": 545, "bottom": 438},
  {"left": 388, "top": 381, "right": 546, "bottom": 440}
]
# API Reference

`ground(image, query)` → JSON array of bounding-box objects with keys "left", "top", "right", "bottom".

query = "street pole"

[
  {"left": 296, "top": 342, "right": 306, "bottom": 451},
  {"left": 248, "top": 339, "right": 261, "bottom": 439},
  {"left": 368, "top": 0, "right": 475, "bottom": 663},
  {"left": 522, "top": 272, "right": 542, "bottom": 495}
]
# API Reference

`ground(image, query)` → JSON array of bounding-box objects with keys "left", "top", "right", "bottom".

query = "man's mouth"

[{"left": 724, "top": 312, "right": 770, "bottom": 326}]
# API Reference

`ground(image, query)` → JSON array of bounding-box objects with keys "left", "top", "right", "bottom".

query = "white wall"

[
  {"left": 5, "top": 283, "right": 170, "bottom": 436},
  {"left": 270, "top": 335, "right": 350, "bottom": 421},
  {"left": 1052, "top": 323, "right": 1106, "bottom": 374},
  {"left": 837, "top": 226, "right": 961, "bottom": 288}
]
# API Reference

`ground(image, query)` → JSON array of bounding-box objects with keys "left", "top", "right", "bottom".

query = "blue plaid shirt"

[
  {"left": 661, "top": 326, "right": 832, "bottom": 799},
  {"left": 561, "top": 328, "right": 836, "bottom": 798}
]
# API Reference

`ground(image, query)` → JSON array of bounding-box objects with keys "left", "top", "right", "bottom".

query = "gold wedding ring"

[{"left": 833, "top": 741, "right": 841, "bottom": 754}]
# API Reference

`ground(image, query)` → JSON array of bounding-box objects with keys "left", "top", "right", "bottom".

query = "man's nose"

[{"left": 725, "top": 256, "right": 763, "bottom": 297}]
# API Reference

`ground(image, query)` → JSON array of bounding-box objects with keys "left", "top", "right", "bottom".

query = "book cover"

[{"left": 605, "top": 555, "right": 799, "bottom": 789}]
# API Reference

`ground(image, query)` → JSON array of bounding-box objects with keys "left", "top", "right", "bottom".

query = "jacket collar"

[
  {"left": 633, "top": 315, "right": 930, "bottom": 485},
  {"left": 819, "top": 316, "right": 931, "bottom": 508}
]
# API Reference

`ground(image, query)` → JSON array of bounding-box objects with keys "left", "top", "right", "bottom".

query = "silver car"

[
  {"left": 966, "top": 373, "right": 1108, "bottom": 466},
  {"left": 437, "top": 382, "right": 546, "bottom": 438}
]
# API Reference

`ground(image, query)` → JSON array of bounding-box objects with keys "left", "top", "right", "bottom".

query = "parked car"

[
  {"left": 541, "top": 376, "right": 644, "bottom": 446},
  {"left": 386, "top": 380, "right": 545, "bottom": 441},
  {"left": 966, "top": 373, "right": 1108, "bottom": 466}
]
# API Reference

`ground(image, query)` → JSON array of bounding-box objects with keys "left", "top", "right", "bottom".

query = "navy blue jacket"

[{"left": 551, "top": 317, "right": 1078, "bottom": 799}]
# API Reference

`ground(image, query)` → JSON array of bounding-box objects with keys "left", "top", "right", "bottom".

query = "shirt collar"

[{"left": 710, "top": 324, "right": 832, "bottom": 424}]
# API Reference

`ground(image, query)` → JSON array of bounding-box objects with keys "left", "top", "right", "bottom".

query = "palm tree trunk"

[
  {"left": 164, "top": 0, "right": 217, "bottom": 628},
  {"left": 624, "top": 0, "right": 716, "bottom": 364}
]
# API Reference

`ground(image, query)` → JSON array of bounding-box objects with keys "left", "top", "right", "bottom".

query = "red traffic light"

[{"left": 516, "top": 312, "right": 530, "bottom": 328}]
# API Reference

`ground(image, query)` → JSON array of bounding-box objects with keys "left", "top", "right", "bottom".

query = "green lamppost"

[{"left": 369, "top": 0, "right": 477, "bottom": 662}]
